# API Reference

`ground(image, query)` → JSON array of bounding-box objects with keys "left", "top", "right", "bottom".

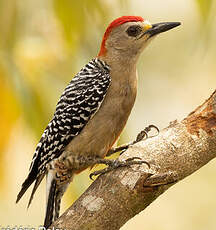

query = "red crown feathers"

[{"left": 98, "top": 16, "right": 144, "bottom": 56}]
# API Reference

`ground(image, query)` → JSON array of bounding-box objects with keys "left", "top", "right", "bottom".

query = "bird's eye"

[{"left": 126, "top": 25, "right": 142, "bottom": 37}]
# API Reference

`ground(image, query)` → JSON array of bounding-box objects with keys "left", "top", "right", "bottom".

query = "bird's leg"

[
  {"left": 106, "top": 142, "right": 133, "bottom": 157},
  {"left": 89, "top": 157, "right": 150, "bottom": 180},
  {"left": 106, "top": 125, "right": 159, "bottom": 157}
]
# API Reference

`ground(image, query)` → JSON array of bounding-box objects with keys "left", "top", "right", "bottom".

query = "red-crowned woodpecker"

[{"left": 16, "top": 16, "right": 180, "bottom": 227}]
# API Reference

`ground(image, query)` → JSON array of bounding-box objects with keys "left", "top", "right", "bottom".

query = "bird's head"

[{"left": 98, "top": 16, "right": 180, "bottom": 60}]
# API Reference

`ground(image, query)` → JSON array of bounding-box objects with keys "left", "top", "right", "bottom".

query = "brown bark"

[{"left": 51, "top": 90, "right": 216, "bottom": 230}]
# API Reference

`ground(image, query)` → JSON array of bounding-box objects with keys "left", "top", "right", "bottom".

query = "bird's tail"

[
  {"left": 16, "top": 156, "right": 42, "bottom": 205},
  {"left": 44, "top": 171, "right": 69, "bottom": 228}
]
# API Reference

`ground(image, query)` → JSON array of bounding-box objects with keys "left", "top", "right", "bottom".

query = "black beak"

[{"left": 145, "top": 22, "right": 181, "bottom": 37}]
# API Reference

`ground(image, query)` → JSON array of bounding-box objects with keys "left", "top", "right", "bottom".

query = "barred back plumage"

[{"left": 16, "top": 58, "right": 111, "bottom": 205}]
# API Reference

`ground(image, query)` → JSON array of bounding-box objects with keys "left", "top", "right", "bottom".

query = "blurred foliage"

[
  {"left": 195, "top": 0, "right": 213, "bottom": 22},
  {"left": 53, "top": 0, "right": 108, "bottom": 50},
  {"left": 0, "top": 0, "right": 215, "bottom": 227}
]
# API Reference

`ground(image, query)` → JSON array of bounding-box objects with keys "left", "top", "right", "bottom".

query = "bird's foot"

[
  {"left": 111, "top": 124, "right": 159, "bottom": 156},
  {"left": 89, "top": 157, "right": 150, "bottom": 180},
  {"left": 135, "top": 124, "right": 159, "bottom": 143}
]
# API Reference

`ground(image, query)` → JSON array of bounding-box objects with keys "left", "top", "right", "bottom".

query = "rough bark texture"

[{"left": 51, "top": 90, "right": 216, "bottom": 230}]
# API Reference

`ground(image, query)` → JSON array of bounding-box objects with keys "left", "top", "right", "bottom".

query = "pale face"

[
  {"left": 105, "top": 20, "right": 180, "bottom": 58},
  {"left": 105, "top": 20, "right": 153, "bottom": 57}
]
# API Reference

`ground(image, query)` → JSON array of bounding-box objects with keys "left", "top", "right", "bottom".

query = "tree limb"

[{"left": 51, "top": 90, "right": 216, "bottom": 230}]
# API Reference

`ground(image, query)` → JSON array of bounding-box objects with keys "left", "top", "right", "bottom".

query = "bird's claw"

[
  {"left": 126, "top": 156, "right": 141, "bottom": 161},
  {"left": 89, "top": 157, "right": 150, "bottom": 180},
  {"left": 136, "top": 124, "right": 159, "bottom": 142},
  {"left": 124, "top": 157, "right": 151, "bottom": 169}
]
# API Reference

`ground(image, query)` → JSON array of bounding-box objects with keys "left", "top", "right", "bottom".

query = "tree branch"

[{"left": 51, "top": 90, "right": 216, "bottom": 230}]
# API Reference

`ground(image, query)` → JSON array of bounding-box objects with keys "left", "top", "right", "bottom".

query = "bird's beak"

[{"left": 144, "top": 22, "right": 181, "bottom": 37}]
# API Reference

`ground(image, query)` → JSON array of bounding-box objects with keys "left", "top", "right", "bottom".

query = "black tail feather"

[
  {"left": 54, "top": 188, "right": 62, "bottom": 221},
  {"left": 27, "top": 173, "right": 45, "bottom": 208},
  {"left": 16, "top": 167, "right": 38, "bottom": 204},
  {"left": 44, "top": 176, "right": 69, "bottom": 228},
  {"left": 44, "top": 179, "right": 57, "bottom": 228}
]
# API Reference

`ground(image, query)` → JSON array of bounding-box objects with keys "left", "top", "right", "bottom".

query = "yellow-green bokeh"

[{"left": 0, "top": 0, "right": 216, "bottom": 229}]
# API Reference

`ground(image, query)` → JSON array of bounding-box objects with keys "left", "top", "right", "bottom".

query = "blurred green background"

[{"left": 0, "top": 0, "right": 216, "bottom": 229}]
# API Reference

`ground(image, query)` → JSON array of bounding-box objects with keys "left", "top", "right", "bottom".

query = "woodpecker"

[{"left": 16, "top": 16, "right": 180, "bottom": 227}]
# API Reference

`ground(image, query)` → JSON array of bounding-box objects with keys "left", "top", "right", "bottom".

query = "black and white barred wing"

[{"left": 16, "top": 58, "right": 111, "bottom": 203}]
